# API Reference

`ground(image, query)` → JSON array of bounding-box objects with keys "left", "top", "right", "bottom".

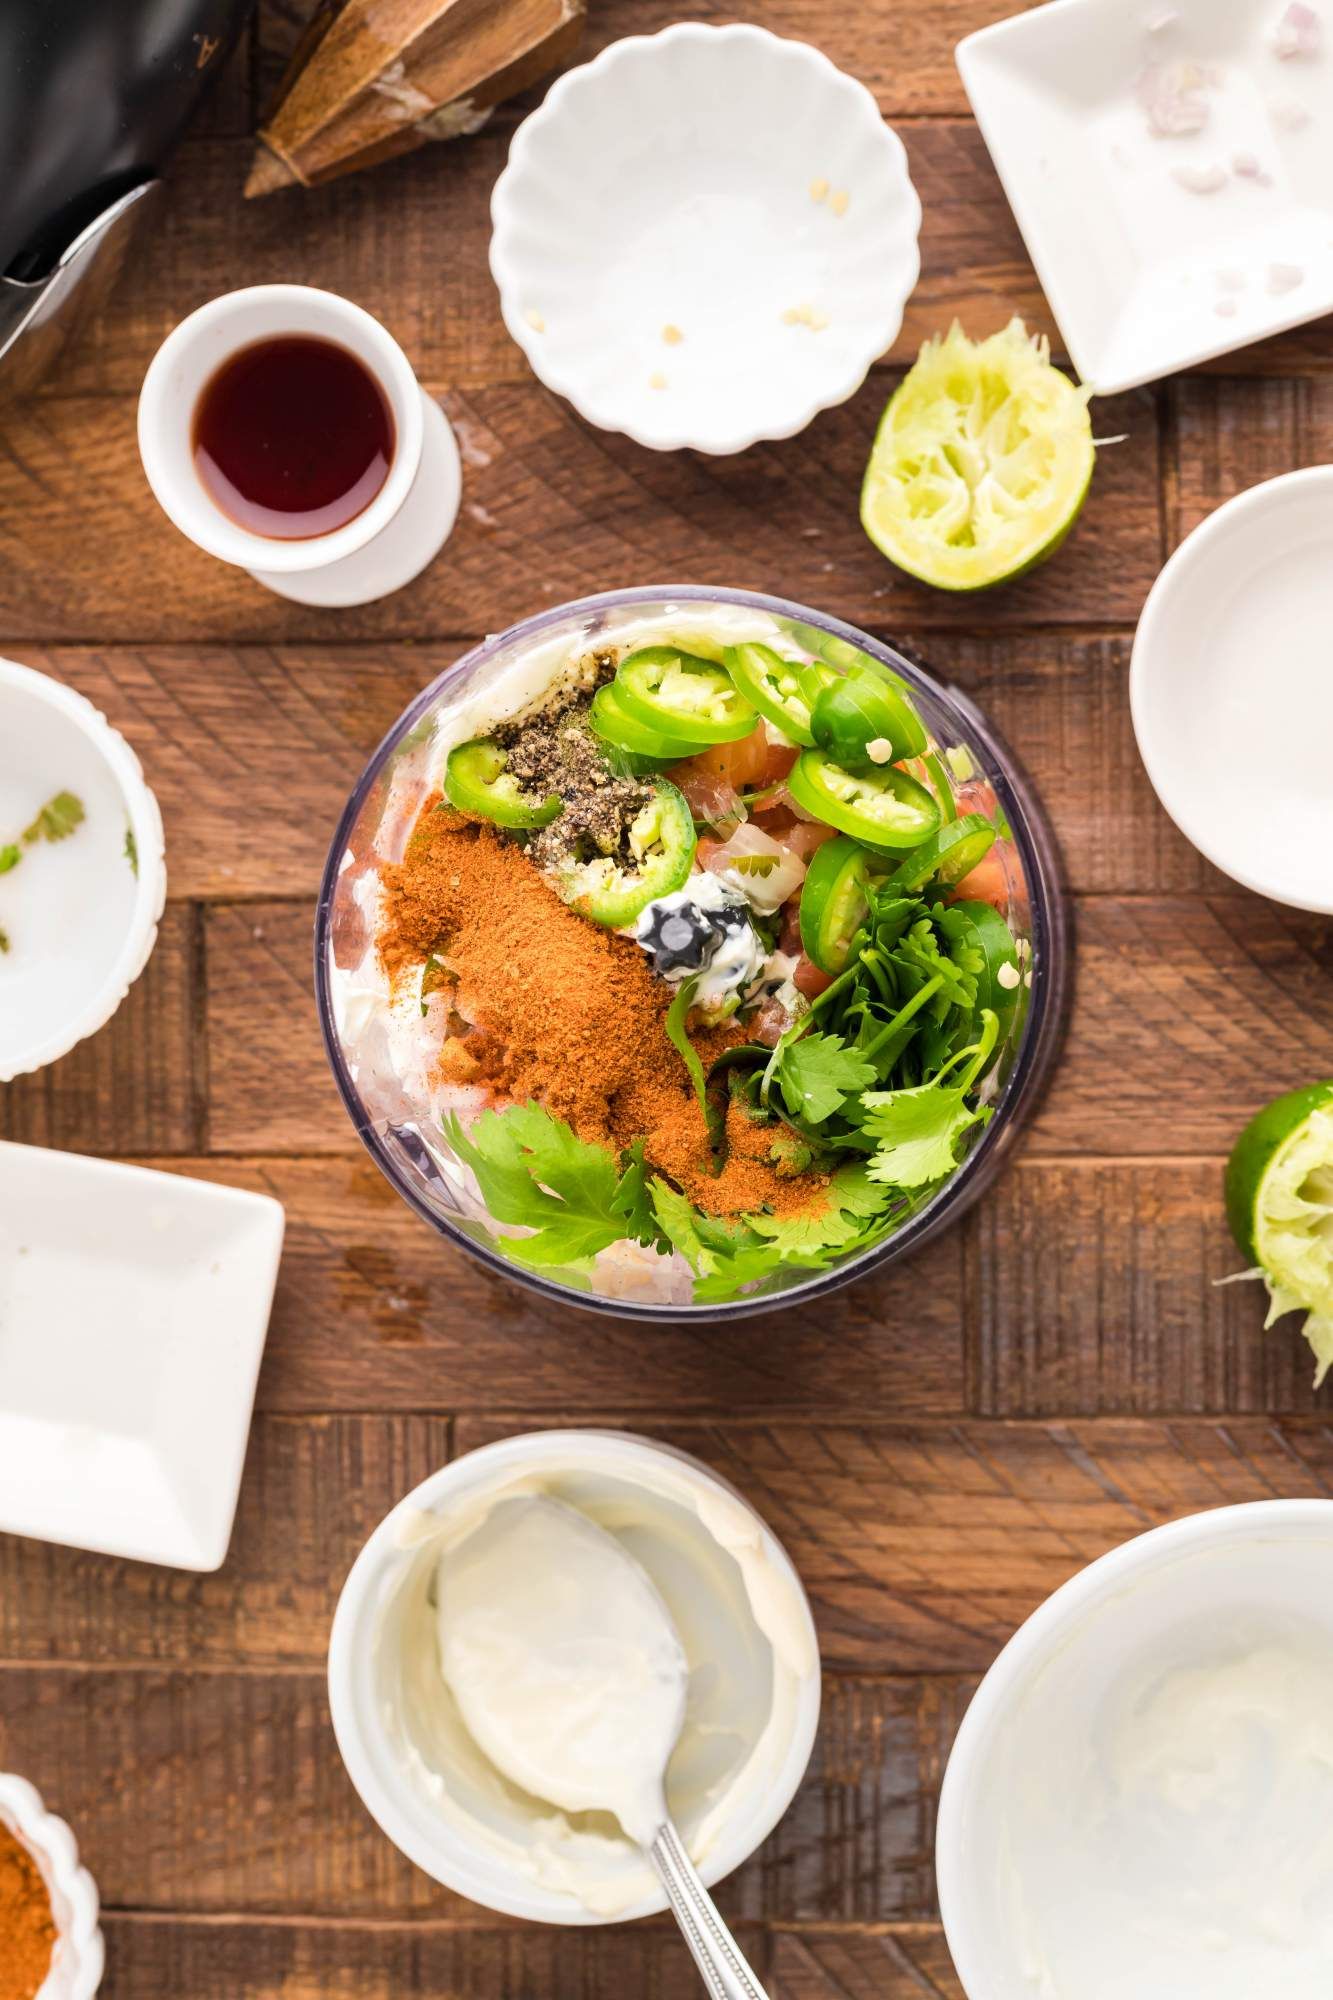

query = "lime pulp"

[
  {"left": 860, "top": 319, "right": 1095, "bottom": 592},
  {"left": 1225, "top": 1081, "right": 1333, "bottom": 1385}
]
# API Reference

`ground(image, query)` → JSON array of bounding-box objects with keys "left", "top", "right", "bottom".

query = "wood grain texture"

[
  {"left": 97, "top": 1917, "right": 764, "bottom": 1997},
  {"left": 1168, "top": 375, "right": 1333, "bottom": 547},
  {"left": 3, "top": 631, "right": 1220, "bottom": 902},
  {"left": 8, "top": 1417, "right": 1333, "bottom": 1675},
  {"left": 0, "top": 1669, "right": 963, "bottom": 1923},
  {"left": 0, "top": 1416, "right": 451, "bottom": 1666},
  {"left": 198, "top": 894, "right": 1333, "bottom": 1162},
  {"left": 0, "top": 380, "right": 1159, "bottom": 643},
  {"left": 0, "top": 906, "right": 201, "bottom": 1154},
  {"left": 772, "top": 1927, "right": 965, "bottom": 1999}
]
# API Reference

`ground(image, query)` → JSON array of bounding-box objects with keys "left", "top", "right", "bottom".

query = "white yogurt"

[
  {"left": 436, "top": 1494, "right": 688, "bottom": 1846},
  {"left": 939, "top": 1515, "right": 1333, "bottom": 2000},
  {"left": 330, "top": 1434, "right": 821, "bottom": 1920}
]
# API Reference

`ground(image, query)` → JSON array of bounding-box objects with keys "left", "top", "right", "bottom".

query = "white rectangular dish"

[
  {"left": 958, "top": 0, "right": 1333, "bottom": 391},
  {"left": 0, "top": 1144, "right": 284, "bottom": 1570}
]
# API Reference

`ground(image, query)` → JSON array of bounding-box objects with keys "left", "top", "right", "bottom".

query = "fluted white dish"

[
  {"left": 0, "top": 1773, "right": 103, "bottom": 1999},
  {"left": 0, "top": 657, "right": 166, "bottom": 1081},
  {"left": 490, "top": 23, "right": 921, "bottom": 454}
]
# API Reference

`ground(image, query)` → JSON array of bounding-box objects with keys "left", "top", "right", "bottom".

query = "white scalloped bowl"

[
  {"left": 490, "top": 23, "right": 921, "bottom": 454},
  {"left": 0, "top": 658, "right": 166, "bottom": 1082},
  {"left": 0, "top": 1774, "right": 104, "bottom": 1999}
]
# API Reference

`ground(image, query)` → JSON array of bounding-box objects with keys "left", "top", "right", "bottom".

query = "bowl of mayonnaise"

[
  {"left": 936, "top": 1499, "right": 1333, "bottom": 2000},
  {"left": 327, "top": 1428, "right": 821, "bottom": 1922}
]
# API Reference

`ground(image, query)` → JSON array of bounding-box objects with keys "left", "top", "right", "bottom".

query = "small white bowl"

[
  {"left": 328, "top": 1429, "right": 821, "bottom": 1923},
  {"left": 937, "top": 1500, "right": 1333, "bottom": 2000},
  {"left": 959, "top": 0, "right": 1333, "bottom": 393},
  {"left": 490, "top": 24, "right": 921, "bottom": 454},
  {"left": 1130, "top": 466, "right": 1333, "bottom": 913},
  {"left": 0, "top": 1774, "right": 103, "bottom": 2000},
  {"left": 0, "top": 658, "right": 165, "bottom": 1080}
]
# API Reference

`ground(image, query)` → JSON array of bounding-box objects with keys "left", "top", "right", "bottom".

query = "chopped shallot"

[
  {"left": 1138, "top": 60, "right": 1212, "bottom": 137},
  {"left": 1172, "top": 162, "right": 1229, "bottom": 194},
  {"left": 1232, "top": 151, "right": 1263, "bottom": 176},
  {"left": 698, "top": 823, "right": 808, "bottom": 915},
  {"left": 1267, "top": 261, "right": 1305, "bottom": 293},
  {"left": 1269, "top": 92, "right": 1311, "bottom": 129},
  {"left": 1272, "top": 3, "right": 1321, "bottom": 59}
]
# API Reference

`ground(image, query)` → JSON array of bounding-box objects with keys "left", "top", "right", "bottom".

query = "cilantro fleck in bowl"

[{"left": 314, "top": 587, "right": 1066, "bottom": 1321}]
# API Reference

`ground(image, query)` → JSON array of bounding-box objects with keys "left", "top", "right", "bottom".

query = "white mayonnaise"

[
  {"left": 369, "top": 1443, "right": 819, "bottom": 1915},
  {"left": 995, "top": 1605, "right": 1333, "bottom": 1998},
  {"left": 436, "top": 1494, "right": 688, "bottom": 1846}
]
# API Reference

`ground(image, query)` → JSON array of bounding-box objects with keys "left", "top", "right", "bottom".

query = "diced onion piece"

[{"left": 700, "top": 823, "right": 809, "bottom": 913}]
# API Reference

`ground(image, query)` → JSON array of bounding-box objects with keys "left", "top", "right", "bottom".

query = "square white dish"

[
  {"left": 0, "top": 1144, "right": 284, "bottom": 1571},
  {"left": 958, "top": 0, "right": 1333, "bottom": 392}
]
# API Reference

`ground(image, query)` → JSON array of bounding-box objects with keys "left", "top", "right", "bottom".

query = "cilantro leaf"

[
  {"left": 861, "top": 1012, "right": 1000, "bottom": 1189},
  {"left": 664, "top": 977, "right": 709, "bottom": 1127},
  {"left": 861, "top": 1080, "right": 990, "bottom": 1188},
  {"left": 443, "top": 1103, "right": 638, "bottom": 1269},
  {"left": 777, "top": 1031, "right": 876, "bottom": 1124},
  {"left": 649, "top": 1177, "right": 719, "bottom": 1275},
  {"left": 0, "top": 926, "right": 8, "bottom": 954},
  {"left": 22, "top": 791, "right": 85, "bottom": 846},
  {"left": 124, "top": 826, "right": 139, "bottom": 877},
  {"left": 0, "top": 845, "right": 19, "bottom": 875},
  {"left": 612, "top": 1141, "right": 660, "bottom": 1248}
]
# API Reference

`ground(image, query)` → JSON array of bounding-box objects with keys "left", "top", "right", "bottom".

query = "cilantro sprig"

[{"left": 0, "top": 788, "right": 88, "bottom": 956}]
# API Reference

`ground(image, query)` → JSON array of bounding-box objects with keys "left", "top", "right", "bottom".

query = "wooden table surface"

[{"left": 3, "top": 1, "right": 1333, "bottom": 1993}]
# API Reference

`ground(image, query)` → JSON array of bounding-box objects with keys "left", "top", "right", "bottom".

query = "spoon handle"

[{"left": 648, "top": 1819, "right": 771, "bottom": 2000}]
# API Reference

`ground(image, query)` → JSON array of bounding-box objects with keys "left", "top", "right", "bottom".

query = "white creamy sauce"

[
  {"left": 436, "top": 1495, "right": 687, "bottom": 1846},
  {"left": 997, "top": 1612, "right": 1333, "bottom": 1998},
  {"left": 633, "top": 873, "right": 767, "bottom": 1010},
  {"left": 371, "top": 1451, "right": 817, "bottom": 1913}
]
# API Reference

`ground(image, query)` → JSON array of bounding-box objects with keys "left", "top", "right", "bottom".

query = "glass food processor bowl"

[{"left": 314, "top": 586, "right": 1068, "bottom": 1322}]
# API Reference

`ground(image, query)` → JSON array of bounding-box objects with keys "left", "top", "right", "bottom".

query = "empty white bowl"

[
  {"left": 1130, "top": 466, "right": 1333, "bottom": 913},
  {"left": 490, "top": 23, "right": 921, "bottom": 453},
  {"left": 0, "top": 658, "right": 166, "bottom": 1079},
  {"left": 937, "top": 1500, "right": 1333, "bottom": 2000},
  {"left": 0, "top": 1773, "right": 103, "bottom": 1999}
]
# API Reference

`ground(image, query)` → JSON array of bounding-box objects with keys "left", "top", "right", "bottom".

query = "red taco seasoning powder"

[
  {"left": 0, "top": 1824, "right": 56, "bottom": 2000},
  {"left": 379, "top": 798, "right": 829, "bottom": 1220}
]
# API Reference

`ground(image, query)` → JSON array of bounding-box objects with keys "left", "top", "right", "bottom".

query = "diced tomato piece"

[
  {"left": 793, "top": 954, "right": 834, "bottom": 998},
  {"left": 949, "top": 843, "right": 1010, "bottom": 912},
  {"left": 761, "top": 738, "right": 799, "bottom": 784},
  {"left": 778, "top": 899, "right": 803, "bottom": 957},
  {"left": 688, "top": 728, "right": 771, "bottom": 790}
]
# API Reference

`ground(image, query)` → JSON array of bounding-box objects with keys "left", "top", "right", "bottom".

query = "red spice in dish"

[
  {"left": 0, "top": 1825, "right": 56, "bottom": 2000},
  {"left": 379, "top": 798, "right": 828, "bottom": 1218}
]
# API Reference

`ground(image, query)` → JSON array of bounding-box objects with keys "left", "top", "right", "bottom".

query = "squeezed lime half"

[
  {"left": 860, "top": 320, "right": 1095, "bottom": 592},
  {"left": 1226, "top": 1081, "right": 1333, "bottom": 1385}
]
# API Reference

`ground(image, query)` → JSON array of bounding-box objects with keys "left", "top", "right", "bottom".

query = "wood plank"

[
  {"left": 201, "top": 1158, "right": 965, "bottom": 1419},
  {"left": 98, "top": 1917, "right": 762, "bottom": 1996},
  {"left": 2, "top": 645, "right": 466, "bottom": 902},
  {"left": 10, "top": 1416, "right": 1333, "bottom": 1675},
  {"left": 0, "top": 1667, "right": 962, "bottom": 1922},
  {"left": 1167, "top": 374, "right": 1333, "bottom": 549},
  {"left": 201, "top": 895, "right": 1333, "bottom": 1162},
  {"left": 772, "top": 1928, "right": 965, "bottom": 2000},
  {"left": 46, "top": 119, "right": 1051, "bottom": 400},
  {"left": 964, "top": 1156, "right": 1326, "bottom": 1416},
  {"left": 0, "top": 379, "right": 1159, "bottom": 643},
  {"left": 1027, "top": 896, "right": 1333, "bottom": 1157},
  {"left": 4, "top": 631, "right": 1218, "bottom": 902},
  {"left": 451, "top": 1417, "right": 1333, "bottom": 1671},
  {"left": 0, "top": 1416, "right": 450, "bottom": 1667},
  {"left": 0, "top": 905, "right": 201, "bottom": 1155}
]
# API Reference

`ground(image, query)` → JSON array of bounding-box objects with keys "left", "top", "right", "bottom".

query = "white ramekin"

[
  {"left": 137, "top": 285, "right": 460, "bottom": 607},
  {"left": 936, "top": 1499, "right": 1333, "bottom": 2000},
  {"left": 0, "top": 657, "right": 166, "bottom": 1081},
  {"left": 328, "top": 1428, "right": 822, "bottom": 1923},
  {"left": 490, "top": 24, "right": 921, "bottom": 454},
  {"left": 0, "top": 1774, "right": 103, "bottom": 1999}
]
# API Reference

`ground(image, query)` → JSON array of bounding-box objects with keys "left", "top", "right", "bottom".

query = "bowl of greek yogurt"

[
  {"left": 327, "top": 1428, "right": 820, "bottom": 1922},
  {"left": 315, "top": 585, "right": 1067, "bottom": 1319},
  {"left": 936, "top": 1499, "right": 1333, "bottom": 2000}
]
